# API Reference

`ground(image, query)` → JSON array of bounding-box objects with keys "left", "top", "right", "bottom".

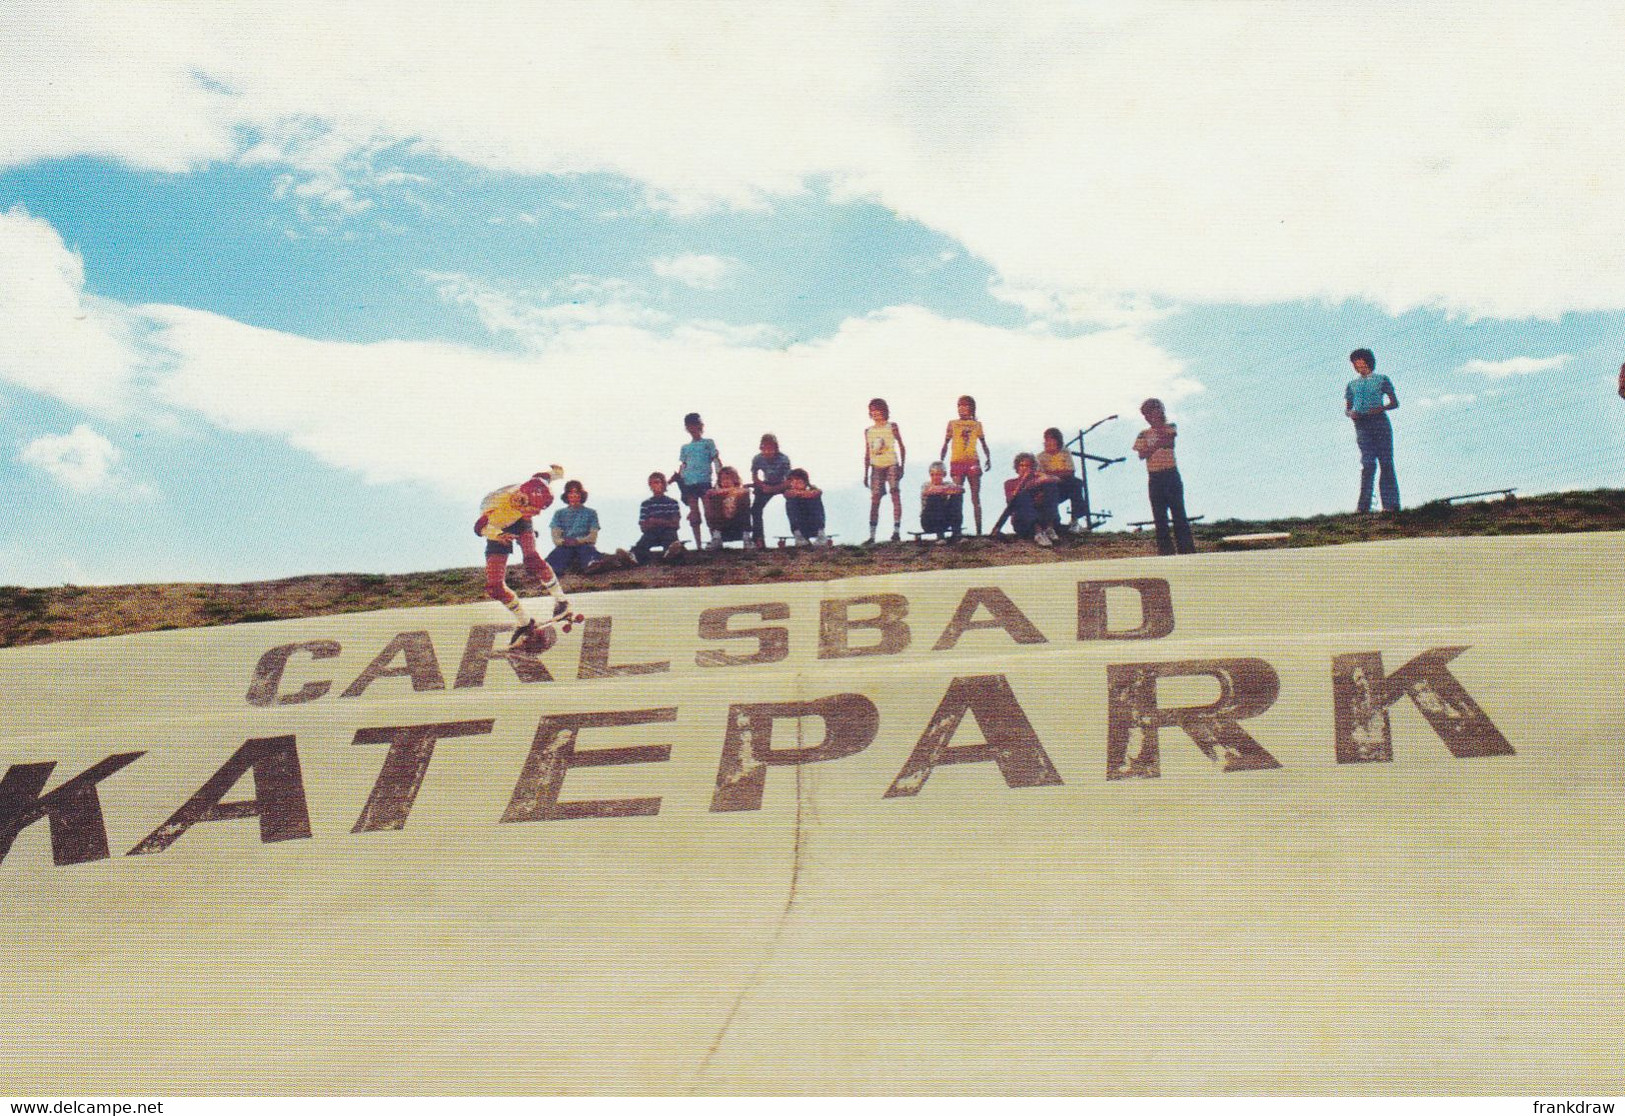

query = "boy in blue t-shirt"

[
  {"left": 1344, "top": 347, "right": 1400, "bottom": 512},
  {"left": 670, "top": 412, "right": 722, "bottom": 548}
]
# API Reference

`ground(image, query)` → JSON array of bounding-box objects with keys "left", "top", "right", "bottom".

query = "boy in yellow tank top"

[
  {"left": 862, "top": 397, "right": 907, "bottom": 543},
  {"left": 474, "top": 467, "right": 572, "bottom": 647}
]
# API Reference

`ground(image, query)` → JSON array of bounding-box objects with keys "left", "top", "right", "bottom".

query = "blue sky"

[{"left": 3, "top": 3, "right": 1624, "bottom": 586}]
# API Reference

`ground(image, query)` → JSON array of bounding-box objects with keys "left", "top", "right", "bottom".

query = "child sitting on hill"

[
  {"left": 704, "top": 465, "right": 752, "bottom": 548},
  {"left": 784, "top": 468, "right": 829, "bottom": 545},
  {"left": 750, "top": 433, "right": 792, "bottom": 549},
  {"left": 991, "top": 453, "right": 1059, "bottom": 546},
  {"left": 1038, "top": 427, "right": 1086, "bottom": 531},
  {"left": 548, "top": 479, "right": 605, "bottom": 574},
  {"left": 920, "top": 461, "right": 965, "bottom": 541},
  {"left": 625, "top": 471, "right": 685, "bottom": 566}
]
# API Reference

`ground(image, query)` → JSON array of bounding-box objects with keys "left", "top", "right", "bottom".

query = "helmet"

[{"left": 519, "top": 474, "right": 554, "bottom": 511}]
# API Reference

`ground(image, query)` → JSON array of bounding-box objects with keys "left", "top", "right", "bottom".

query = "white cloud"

[
  {"left": 143, "top": 299, "right": 1191, "bottom": 504},
  {"left": 18, "top": 424, "right": 148, "bottom": 495},
  {"left": 651, "top": 254, "right": 738, "bottom": 290},
  {"left": 0, "top": 4, "right": 237, "bottom": 173},
  {"left": 9, "top": 5, "right": 1625, "bottom": 317},
  {"left": 247, "top": 122, "right": 403, "bottom": 219},
  {"left": 0, "top": 207, "right": 142, "bottom": 412},
  {"left": 425, "top": 271, "right": 675, "bottom": 343},
  {"left": 1414, "top": 393, "right": 1479, "bottom": 409},
  {"left": 989, "top": 280, "right": 1171, "bottom": 329},
  {"left": 1458, "top": 355, "right": 1571, "bottom": 379},
  {"left": 5, "top": 204, "right": 1188, "bottom": 506}
]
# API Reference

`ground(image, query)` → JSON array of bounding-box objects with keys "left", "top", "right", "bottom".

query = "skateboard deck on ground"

[{"left": 498, "top": 608, "right": 586, "bottom": 660}]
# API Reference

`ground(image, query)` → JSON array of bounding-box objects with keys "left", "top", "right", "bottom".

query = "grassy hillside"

[{"left": 4, "top": 488, "right": 1622, "bottom": 649}]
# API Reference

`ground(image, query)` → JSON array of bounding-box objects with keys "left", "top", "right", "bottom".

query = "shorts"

[
  {"left": 869, "top": 464, "right": 903, "bottom": 497},
  {"left": 949, "top": 460, "right": 982, "bottom": 482},
  {"left": 677, "top": 478, "right": 710, "bottom": 503},
  {"left": 484, "top": 518, "right": 533, "bottom": 556}
]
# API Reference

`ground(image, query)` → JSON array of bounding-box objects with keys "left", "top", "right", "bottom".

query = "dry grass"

[{"left": 5, "top": 488, "right": 1620, "bottom": 648}]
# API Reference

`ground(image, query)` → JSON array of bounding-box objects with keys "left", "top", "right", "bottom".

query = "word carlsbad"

[{"left": 0, "top": 578, "right": 1515, "bottom": 870}]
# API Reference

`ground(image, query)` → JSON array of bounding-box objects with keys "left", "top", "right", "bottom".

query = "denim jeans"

[
  {"left": 546, "top": 543, "right": 602, "bottom": 573},
  {"left": 785, "top": 495, "right": 826, "bottom": 538},
  {"left": 921, "top": 492, "right": 964, "bottom": 537},
  {"left": 1353, "top": 413, "right": 1400, "bottom": 512},
  {"left": 750, "top": 487, "right": 785, "bottom": 546},
  {"left": 630, "top": 527, "right": 679, "bottom": 564},
  {"left": 1147, "top": 468, "right": 1195, "bottom": 555},
  {"left": 1048, "top": 474, "right": 1085, "bottom": 521},
  {"left": 1008, "top": 485, "right": 1056, "bottom": 539}
]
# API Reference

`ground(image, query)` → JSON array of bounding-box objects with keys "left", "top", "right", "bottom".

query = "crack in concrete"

[{"left": 689, "top": 754, "right": 808, "bottom": 1092}]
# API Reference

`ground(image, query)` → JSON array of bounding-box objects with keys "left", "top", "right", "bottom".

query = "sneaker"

[
  {"left": 615, "top": 547, "right": 634, "bottom": 569},
  {"left": 1035, "top": 529, "right": 1054, "bottom": 548},
  {"left": 584, "top": 556, "right": 613, "bottom": 574},
  {"left": 890, "top": 529, "right": 902, "bottom": 542},
  {"left": 551, "top": 599, "right": 571, "bottom": 620},
  {"left": 792, "top": 533, "right": 808, "bottom": 546},
  {"left": 706, "top": 536, "right": 723, "bottom": 551},
  {"left": 508, "top": 619, "right": 537, "bottom": 648},
  {"left": 815, "top": 532, "right": 829, "bottom": 546}
]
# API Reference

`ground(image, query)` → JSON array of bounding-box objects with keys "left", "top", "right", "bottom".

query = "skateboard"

[{"left": 499, "top": 607, "right": 587, "bottom": 661}]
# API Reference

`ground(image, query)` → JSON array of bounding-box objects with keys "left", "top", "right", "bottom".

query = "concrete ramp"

[{"left": 1, "top": 535, "right": 1621, "bottom": 1094}]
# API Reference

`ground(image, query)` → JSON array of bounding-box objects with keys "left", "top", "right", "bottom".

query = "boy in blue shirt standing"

[
  {"left": 671, "top": 412, "right": 722, "bottom": 549},
  {"left": 1345, "top": 347, "right": 1400, "bottom": 513}
]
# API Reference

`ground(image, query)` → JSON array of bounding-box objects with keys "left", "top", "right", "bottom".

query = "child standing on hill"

[
  {"left": 1344, "top": 348, "right": 1401, "bottom": 513},
  {"left": 1133, "top": 399, "right": 1195, "bottom": 555},
  {"left": 474, "top": 467, "right": 571, "bottom": 647},
  {"left": 784, "top": 468, "right": 829, "bottom": 545},
  {"left": 749, "top": 433, "right": 792, "bottom": 549},
  {"left": 863, "top": 397, "right": 907, "bottom": 543},
  {"left": 941, "top": 395, "right": 991, "bottom": 534},
  {"left": 671, "top": 412, "right": 722, "bottom": 548}
]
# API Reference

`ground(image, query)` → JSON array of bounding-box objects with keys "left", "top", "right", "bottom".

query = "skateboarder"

[{"left": 475, "top": 468, "right": 572, "bottom": 648}]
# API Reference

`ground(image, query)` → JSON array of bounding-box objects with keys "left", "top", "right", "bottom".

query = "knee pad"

[{"left": 485, "top": 559, "right": 514, "bottom": 602}]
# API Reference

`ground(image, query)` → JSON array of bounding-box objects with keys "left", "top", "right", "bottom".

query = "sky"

[{"left": 3, "top": 1, "right": 1624, "bottom": 587}]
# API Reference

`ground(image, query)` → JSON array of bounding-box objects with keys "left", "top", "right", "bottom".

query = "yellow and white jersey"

[
  {"left": 479, "top": 484, "right": 543, "bottom": 538},
  {"left": 945, "top": 418, "right": 984, "bottom": 463},
  {"left": 866, "top": 422, "right": 899, "bottom": 468}
]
